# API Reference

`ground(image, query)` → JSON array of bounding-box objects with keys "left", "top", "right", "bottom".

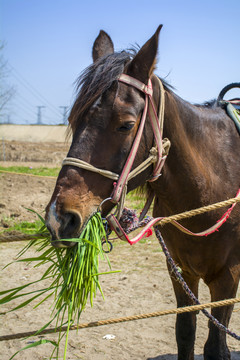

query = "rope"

[
  {"left": 62, "top": 158, "right": 119, "bottom": 180},
  {"left": 1, "top": 195, "right": 239, "bottom": 243},
  {"left": 0, "top": 169, "right": 56, "bottom": 179},
  {"left": 158, "top": 196, "right": 240, "bottom": 226},
  {"left": 155, "top": 228, "right": 240, "bottom": 340},
  {"left": 156, "top": 76, "right": 165, "bottom": 135},
  {"left": 0, "top": 233, "right": 46, "bottom": 243},
  {"left": 0, "top": 297, "right": 239, "bottom": 342},
  {"left": 62, "top": 139, "right": 170, "bottom": 184}
]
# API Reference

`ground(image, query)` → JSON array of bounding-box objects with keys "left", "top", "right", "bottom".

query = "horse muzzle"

[{"left": 45, "top": 201, "right": 83, "bottom": 248}]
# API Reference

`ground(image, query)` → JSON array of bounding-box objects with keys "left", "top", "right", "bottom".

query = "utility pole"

[
  {"left": 37, "top": 106, "right": 46, "bottom": 124},
  {"left": 59, "top": 106, "right": 68, "bottom": 125}
]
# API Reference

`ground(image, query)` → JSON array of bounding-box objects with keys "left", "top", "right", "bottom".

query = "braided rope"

[
  {"left": 155, "top": 227, "right": 240, "bottom": 340},
  {"left": 0, "top": 297, "right": 239, "bottom": 342},
  {"left": 0, "top": 233, "right": 46, "bottom": 243},
  {"left": 158, "top": 196, "right": 240, "bottom": 226},
  {"left": 1, "top": 195, "right": 239, "bottom": 243}
]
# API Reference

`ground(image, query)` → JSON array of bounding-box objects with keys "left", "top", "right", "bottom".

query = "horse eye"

[{"left": 117, "top": 122, "right": 135, "bottom": 132}]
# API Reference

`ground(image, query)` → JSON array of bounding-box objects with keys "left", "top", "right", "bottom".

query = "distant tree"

[{"left": 0, "top": 42, "right": 15, "bottom": 120}]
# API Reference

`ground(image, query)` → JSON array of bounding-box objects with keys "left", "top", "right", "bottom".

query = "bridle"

[{"left": 62, "top": 73, "right": 171, "bottom": 220}]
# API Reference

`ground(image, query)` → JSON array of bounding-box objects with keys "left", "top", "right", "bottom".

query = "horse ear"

[
  {"left": 92, "top": 30, "right": 114, "bottom": 62},
  {"left": 127, "top": 25, "right": 163, "bottom": 84}
]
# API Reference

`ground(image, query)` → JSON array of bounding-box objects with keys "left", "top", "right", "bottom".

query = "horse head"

[{"left": 45, "top": 26, "right": 163, "bottom": 247}]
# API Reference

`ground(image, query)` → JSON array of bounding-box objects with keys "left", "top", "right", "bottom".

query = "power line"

[
  {"left": 10, "top": 100, "right": 37, "bottom": 122},
  {"left": 8, "top": 63, "right": 61, "bottom": 117},
  {"left": 16, "top": 93, "right": 38, "bottom": 114},
  {"left": 10, "top": 95, "right": 67, "bottom": 124},
  {"left": 16, "top": 95, "right": 63, "bottom": 124}
]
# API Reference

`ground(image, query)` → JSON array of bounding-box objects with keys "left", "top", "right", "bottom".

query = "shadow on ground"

[{"left": 147, "top": 352, "right": 240, "bottom": 360}]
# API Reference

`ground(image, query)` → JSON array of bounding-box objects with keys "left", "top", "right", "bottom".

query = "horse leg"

[
  {"left": 204, "top": 266, "right": 239, "bottom": 360},
  {"left": 168, "top": 264, "right": 200, "bottom": 360}
]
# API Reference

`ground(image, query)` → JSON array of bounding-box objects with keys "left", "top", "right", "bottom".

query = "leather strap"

[
  {"left": 62, "top": 73, "right": 170, "bottom": 219},
  {"left": 117, "top": 73, "right": 153, "bottom": 96},
  {"left": 107, "top": 190, "right": 240, "bottom": 245},
  {"left": 111, "top": 74, "right": 166, "bottom": 203}
]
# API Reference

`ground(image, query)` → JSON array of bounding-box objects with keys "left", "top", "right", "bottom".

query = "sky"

[{"left": 0, "top": 0, "right": 240, "bottom": 125}]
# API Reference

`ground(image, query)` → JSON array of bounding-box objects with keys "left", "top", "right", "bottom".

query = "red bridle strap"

[
  {"left": 111, "top": 74, "right": 166, "bottom": 204},
  {"left": 62, "top": 73, "right": 169, "bottom": 219},
  {"left": 107, "top": 189, "right": 240, "bottom": 244}
]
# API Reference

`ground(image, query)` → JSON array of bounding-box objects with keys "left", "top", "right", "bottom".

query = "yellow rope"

[
  {"left": 1, "top": 195, "right": 239, "bottom": 243},
  {"left": 0, "top": 297, "right": 239, "bottom": 341},
  {"left": 0, "top": 233, "right": 46, "bottom": 243},
  {"left": 158, "top": 196, "right": 240, "bottom": 226}
]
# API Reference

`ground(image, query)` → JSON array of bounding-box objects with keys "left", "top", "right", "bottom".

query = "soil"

[{"left": 0, "top": 140, "right": 239, "bottom": 360}]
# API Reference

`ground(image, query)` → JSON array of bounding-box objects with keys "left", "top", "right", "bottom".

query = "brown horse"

[{"left": 45, "top": 26, "right": 240, "bottom": 359}]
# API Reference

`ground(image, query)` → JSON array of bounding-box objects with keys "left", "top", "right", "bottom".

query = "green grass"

[
  {"left": 0, "top": 166, "right": 149, "bottom": 238},
  {"left": 1, "top": 212, "right": 117, "bottom": 360},
  {"left": 0, "top": 166, "right": 60, "bottom": 177},
  {"left": 0, "top": 181, "right": 157, "bottom": 358},
  {"left": 2, "top": 219, "right": 43, "bottom": 234},
  {"left": 1, "top": 176, "right": 149, "bottom": 236}
]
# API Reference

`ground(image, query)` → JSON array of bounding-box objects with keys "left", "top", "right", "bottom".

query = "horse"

[{"left": 45, "top": 26, "right": 240, "bottom": 359}]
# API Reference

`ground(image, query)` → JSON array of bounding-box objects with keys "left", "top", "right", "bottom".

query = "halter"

[{"left": 62, "top": 74, "right": 171, "bottom": 219}]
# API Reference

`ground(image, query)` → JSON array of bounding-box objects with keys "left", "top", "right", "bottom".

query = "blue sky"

[{"left": 1, "top": 0, "right": 240, "bottom": 125}]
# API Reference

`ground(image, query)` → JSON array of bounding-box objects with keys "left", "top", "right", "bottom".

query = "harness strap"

[
  {"left": 110, "top": 83, "right": 149, "bottom": 203},
  {"left": 62, "top": 142, "right": 170, "bottom": 183},
  {"left": 226, "top": 102, "right": 240, "bottom": 134},
  {"left": 107, "top": 189, "right": 240, "bottom": 244},
  {"left": 219, "top": 98, "right": 240, "bottom": 134},
  {"left": 116, "top": 73, "right": 153, "bottom": 96},
  {"left": 62, "top": 157, "right": 119, "bottom": 180},
  {"left": 148, "top": 77, "right": 166, "bottom": 181},
  {"left": 62, "top": 73, "right": 170, "bottom": 220},
  {"left": 111, "top": 74, "right": 167, "bottom": 205}
]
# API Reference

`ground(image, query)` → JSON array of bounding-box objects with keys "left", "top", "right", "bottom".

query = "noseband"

[{"left": 62, "top": 74, "right": 170, "bottom": 218}]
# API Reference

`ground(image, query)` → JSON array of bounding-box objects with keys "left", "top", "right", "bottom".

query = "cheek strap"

[{"left": 62, "top": 74, "right": 170, "bottom": 220}]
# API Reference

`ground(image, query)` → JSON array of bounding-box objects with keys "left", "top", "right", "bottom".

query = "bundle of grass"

[{"left": 0, "top": 211, "right": 118, "bottom": 360}]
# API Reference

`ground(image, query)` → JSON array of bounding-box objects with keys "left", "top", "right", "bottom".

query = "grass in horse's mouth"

[
  {"left": 0, "top": 211, "right": 119, "bottom": 360},
  {"left": 51, "top": 211, "right": 98, "bottom": 248}
]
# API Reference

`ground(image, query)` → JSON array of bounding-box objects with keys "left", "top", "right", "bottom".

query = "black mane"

[
  {"left": 68, "top": 48, "right": 175, "bottom": 133},
  {"left": 69, "top": 50, "right": 135, "bottom": 131},
  {"left": 195, "top": 99, "right": 218, "bottom": 108}
]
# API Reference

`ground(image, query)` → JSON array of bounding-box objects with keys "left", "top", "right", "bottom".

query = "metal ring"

[
  {"left": 97, "top": 197, "right": 113, "bottom": 212},
  {"left": 101, "top": 240, "right": 113, "bottom": 253},
  {"left": 97, "top": 197, "right": 119, "bottom": 215}
]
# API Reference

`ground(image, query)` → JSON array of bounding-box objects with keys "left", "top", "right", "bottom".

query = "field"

[{"left": 0, "top": 137, "right": 239, "bottom": 360}]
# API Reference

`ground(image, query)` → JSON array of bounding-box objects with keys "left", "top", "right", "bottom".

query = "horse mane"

[
  {"left": 68, "top": 47, "right": 175, "bottom": 135},
  {"left": 68, "top": 50, "right": 136, "bottom": 133},
  {"left": 194, "top": 99, "right": 218, "bottom": 108}
]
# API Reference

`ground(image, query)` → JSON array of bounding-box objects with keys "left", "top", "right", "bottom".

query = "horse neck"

[{"left": 153, "top": 88, "right": 216, "bottom": 214}]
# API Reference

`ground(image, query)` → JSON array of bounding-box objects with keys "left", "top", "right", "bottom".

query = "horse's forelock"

[{"left": 68, "top": 51, "right": 134, "bottom": 133}]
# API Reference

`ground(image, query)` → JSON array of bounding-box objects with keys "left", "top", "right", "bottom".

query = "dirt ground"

[{"left": 0, "top": 140, "right": 239, "bottom": 360}]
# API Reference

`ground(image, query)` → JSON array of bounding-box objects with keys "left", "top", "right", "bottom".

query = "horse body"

[
  {"left": 45, "top": 26, "right": 240, "bottom": 359},
  {"left": 153, "top": 89, "right": 240, "bottom": 359}
]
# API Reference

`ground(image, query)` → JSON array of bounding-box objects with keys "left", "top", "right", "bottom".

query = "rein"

[
  {"left": 107, "top": 190, "right": 240, "bottom": 244},
  {"left": 62, "top": 74, "right": 170, "bottom": 219}
]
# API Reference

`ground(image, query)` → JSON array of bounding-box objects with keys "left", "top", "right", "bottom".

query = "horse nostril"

[
  {"left": 63, "top": 210, "right": 81, "bottom": 237},
  {"left": 46, "top": 207, "right": 82, "bottom": 247}
]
